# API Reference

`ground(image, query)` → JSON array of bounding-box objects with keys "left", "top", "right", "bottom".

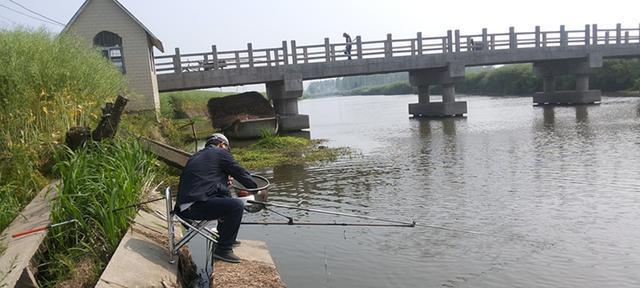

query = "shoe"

[
  {"left": 233, "top": 240, "right": 241, "bottom": 247},
  {"left": 213, "top": 249, "right": 241, "bottom": 263}
]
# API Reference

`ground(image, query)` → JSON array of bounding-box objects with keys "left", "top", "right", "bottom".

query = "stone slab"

[
  {"left": 409, "top": 101, "right": 467, "bottom": 117},
  {"left": 0, "top": 181, "right": 58, "bottom": 288},
  {"left": 533, "top": 90, "right": 601, "bottom": 105},
  {"left": 96, "top": 200, "right": 177, "bottom": 288}
]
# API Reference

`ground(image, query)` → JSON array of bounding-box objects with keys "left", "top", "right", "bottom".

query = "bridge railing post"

[
  {"left": 592, "top": 24, "right": 598, "bottom": 45},
  {"left": 560, "top": 25, "right": 567, "bottom": 47},
  {"left": 356, "top": 36, "right": 363, "bottom": 59},
  {"left": 324, "top": 37, "right": 331, "bottom": 62},
  {"left": 330, "top": 45, "right": 336, "bottom": 61},
  {"left": 247, "top": 43, "right": 254, "bottom": 67},
  {"left": 211, "top": 45, "right": 219, "bottom": 69},
  {"left": 509, "top": 27, "right": 516, "bottom": 49},
  {"left": 535, "top": 26, "right": 541, "bottom": 48},
  {"left": 173, "top": 47, "right": 182, "bottom": 74},
  {"left": 235, "top": 51, "right": 240, "bottom": 68},
  {"left": 490, "top": 35, "right": 495, "bottom": 50},
  {"left": 482, "top": 28, "right": 488, "bottom": 47},
  {"left": 585, "top": 24, "right": 591, "bottom": 45},
  {"left": 410, "top": 39, "right": 416, "bottom": 56},
  {"left": 282, "top": 41, "right": 289, "bottom": 65},
  {"left": 625, "top": 31, "right": 630, "bottom": 44},
  {"left": 616, "top": 23, "right": 622, "bottom": 44},
  {"left": 291, "top": 40, "right": 297, "bottom": 64},
  {"left": 605, "top": 31, "right": 610, "bottom": 45},
  {"left": 266, "top": 49, "right": 272, "bottom": 66},
  {"left": 417, "top": 32, "right": 423, "bottom": 55},
  {"left": 542, "top": 32, "right": 547, "bottom": 47},
  {"left": 385, "top": 33, "right": 393, "bottom": 58},
  {"left": 447, "top": 30, "right": 453, "bottom": 52},
  {"left": 303, "top": 47, "right": 309, "bottom": 63},
  {"left": 454, "top": 30, "right": 460, "bottom": 52}
]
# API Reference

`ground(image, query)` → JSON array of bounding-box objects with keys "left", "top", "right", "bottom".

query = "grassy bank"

[
  {"left": 234, "top": 134, "right": 349, "bottom": 170},
  {"left": 157, "top": 90, "right": 232, "bottom": 147},
  {"left": 36, "top": 139, "right": 158, "bottom": 287},
  {"left": 160, "top": 90, "right": 231, "bottom": 119},
  {"left": 0, "top": 29, "right": 126, "bottom": 232}
]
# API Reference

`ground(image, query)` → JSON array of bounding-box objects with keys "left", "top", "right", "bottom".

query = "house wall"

[{"left": 66, "top": 0, "right": 160, "bottom": 112}]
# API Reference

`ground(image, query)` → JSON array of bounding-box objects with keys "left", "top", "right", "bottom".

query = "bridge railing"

[{"left": 155, "top": 24, "right": 640, "bottom": 74}]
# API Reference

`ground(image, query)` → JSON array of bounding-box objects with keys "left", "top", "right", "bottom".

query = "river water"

[{"left": 239, "top": 95, "right": 640, "bottom": 288}]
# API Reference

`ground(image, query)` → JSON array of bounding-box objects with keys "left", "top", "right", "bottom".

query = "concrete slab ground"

[
  {"left": 96, "top": 200, "right": 177, "bottom": 288},
  {"left": 97, "top": 197, "right": 283, "bottom": 287}
]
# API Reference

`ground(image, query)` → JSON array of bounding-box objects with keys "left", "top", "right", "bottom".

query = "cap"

[{"left": 205, "top": 133, "right": 230, "bottom": 148}]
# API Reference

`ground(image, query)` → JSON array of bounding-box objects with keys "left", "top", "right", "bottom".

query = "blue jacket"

[{"left": 176, "top": 146, "right": 257, "bottom": 206}]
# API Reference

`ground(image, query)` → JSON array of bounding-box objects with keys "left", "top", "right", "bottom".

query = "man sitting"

[{"left": 175, "top": 133, "right": 257, "bottom": 263}]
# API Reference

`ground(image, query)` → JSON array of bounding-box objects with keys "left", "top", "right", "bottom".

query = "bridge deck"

[{"left": 155, "top": 24, "right": 640, "bottom": 91}]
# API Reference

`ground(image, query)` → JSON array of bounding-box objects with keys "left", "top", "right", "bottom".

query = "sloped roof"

[{"left": 62, "top": 0, "right": 164, "bottom": 52}]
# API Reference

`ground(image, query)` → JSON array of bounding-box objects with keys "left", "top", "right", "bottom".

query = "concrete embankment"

[{"left": 96, "top": 196, "right": 285, "bottom": 287}]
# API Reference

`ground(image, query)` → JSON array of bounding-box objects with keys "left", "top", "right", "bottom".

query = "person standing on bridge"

[
  {"left": 343, "top": 32, "right": 353, "bottom": 60},
  {"left": 175, "top": 133, "right": 257, "bottom": 263}
]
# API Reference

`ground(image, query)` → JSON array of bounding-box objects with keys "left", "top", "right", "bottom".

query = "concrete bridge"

[{"left": 155, "top": 24, "right": 640, "bottom": 132}]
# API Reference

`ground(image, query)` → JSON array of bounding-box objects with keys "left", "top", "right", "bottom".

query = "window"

[{"left": 94, "top": 31, "right": 125, "bottom": 74}]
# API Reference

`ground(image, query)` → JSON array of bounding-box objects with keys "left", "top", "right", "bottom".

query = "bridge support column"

[
  {"left": 266, "top": 72, "right": 309, "bottom": 132},
  {"left": 533, "top": 56, "right": 602, "bottom": 105},
  {"left": 408, "top": 63, "right": 467, "bottom": 117}
]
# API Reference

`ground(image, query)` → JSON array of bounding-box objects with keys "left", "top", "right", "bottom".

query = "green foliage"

[
  {"left": 305, "top": 59, "right": 640, "bottom": 97},
  {"left": 633, "top": 78, "right": 640, "bottom": 91},
  {"left": 476, "top": 64, "right": 540, "bottom": 95},
  {"left": 37, "top": 139, "right": 158, "bottom": 286},
  {"left": 591, "top": 59, "right": 640, "bottom": 91},
  {"left": 0, "top": 183, "right": 21, "bottom": 233},
  {"left": 0, "top": 28, "right": 126, "bottom": 233},
  {"left": 160, "top": 90, "right": 231, "bottom": 118},
  {"left": 233, "top": 135, "right": 347, "bottom": 170},
  {"left": 351, "top": 81, "right": 415, "bottom": 95}
]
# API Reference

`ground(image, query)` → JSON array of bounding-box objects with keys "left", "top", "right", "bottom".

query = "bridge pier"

[
  {"left": 408, "top": 64, "right": 467, "bottom": 117},
  {"left": 533, "top": 56, "right": 602, "bottom": 105},
  {"left": 266, "top": 73, "right": 309, "bottom": 132}
]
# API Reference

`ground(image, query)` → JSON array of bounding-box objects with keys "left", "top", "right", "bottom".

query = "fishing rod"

[
  {"left": 413, "top": 223, "right": 551, "bottom": 245},
  {"left": 111, "top": 195, "right": 169, "bottom": 212},
  {"left": 251, "top": 200, "right": 549, "bottom": 244},
  {"left": 12, "top": 194, "right": 174, "bottom": 239},
  {"left": 11, "top": 219, "right": 78, "bottom": 238},
  {"left": 250, "top": 206, "right": 415, "bottom": 227},
  {"left": 247, "top": 200, "right": 416, "bottom": 226},
  {"left": 242, "top": 221, "right": 415, "bottom": 227}
]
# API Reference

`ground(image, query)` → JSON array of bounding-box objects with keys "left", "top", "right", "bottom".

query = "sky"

[{"left": 2, "top": 0, "right": 640, "bottom": 57}]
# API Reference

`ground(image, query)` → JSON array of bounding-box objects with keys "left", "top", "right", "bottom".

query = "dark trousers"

[{"left": 178, "top": 197, "right": 244, "bottom": 251}]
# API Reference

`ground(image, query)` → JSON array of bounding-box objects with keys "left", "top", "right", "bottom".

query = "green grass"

[
  {"left": 36, "top": 139, "right": 158, "bottom": 287},
  {"left": 160, "top": 90, "right": 231, "bottom": 119},
  {"left": 234, "top": 134, "right": 349, "bottom": 170},
  {"left": 0, "top": 28, "right": 126, "bottom": 233}
]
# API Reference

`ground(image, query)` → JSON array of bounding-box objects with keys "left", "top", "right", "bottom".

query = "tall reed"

[
  {"left": 37, "top": 139, "right": 158, "bottom": 286},
  {"left": 0, "top": 28, "right": 126, "bottom": 231}
]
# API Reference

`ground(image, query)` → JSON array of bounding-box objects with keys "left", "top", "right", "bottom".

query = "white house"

[{"left": 62, "top": 0, "right": 164, "bottom": 112}]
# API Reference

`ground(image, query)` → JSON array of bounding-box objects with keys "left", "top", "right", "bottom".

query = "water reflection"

[
  {"left": 240, "top": 95, "right": 640, "bottom": 288},
  {"left": 575, "top": 105, "right": 589, "bottom": 124}
]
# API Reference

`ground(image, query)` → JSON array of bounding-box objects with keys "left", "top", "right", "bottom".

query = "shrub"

[{"left": 0, "top": 28, "right": 126, "bottom": 232}]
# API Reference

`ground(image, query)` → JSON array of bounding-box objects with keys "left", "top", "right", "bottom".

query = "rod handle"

[{"left": 12, "top": 226, "right": 49, "bottom": 238}]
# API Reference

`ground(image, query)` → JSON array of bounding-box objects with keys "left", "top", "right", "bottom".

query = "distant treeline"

[{"left": 304, "top": 59, "right": 640, "bottom": 97}]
